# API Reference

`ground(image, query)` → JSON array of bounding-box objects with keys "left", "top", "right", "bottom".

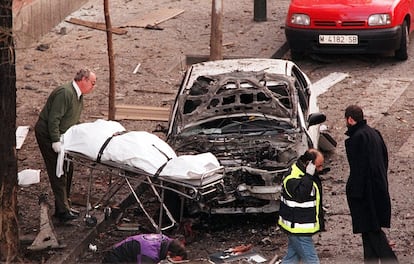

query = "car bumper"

[{"left": 285, "top": 26, "right": 402, "bottom": 55}]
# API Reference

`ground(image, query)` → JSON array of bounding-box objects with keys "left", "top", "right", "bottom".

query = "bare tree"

[
  {"left": 210, "top": 0, "right": 223, "bottom": 61},
  {"left": 0, "top": 0, "right": 19, "bottom": 262},
  {"left": 104, "top": 0, "right": 116, "bottom": 120}
]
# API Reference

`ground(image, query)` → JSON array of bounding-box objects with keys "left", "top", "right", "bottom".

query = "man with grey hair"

[{"left": 35, "top": 68, "right": 96, "bottom": 222}]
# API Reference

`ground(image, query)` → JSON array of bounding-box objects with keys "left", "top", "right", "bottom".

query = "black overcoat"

[{"left": 345, "top": 120, "right": 391, "bottom": 233}]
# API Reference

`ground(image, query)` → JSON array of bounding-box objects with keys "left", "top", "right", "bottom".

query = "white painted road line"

[
  {"left": 313, "top": 72, "right": 349, "bottom": 97},
  {"left": 356, "top": 78, "right": 412, "bottom": 125}
]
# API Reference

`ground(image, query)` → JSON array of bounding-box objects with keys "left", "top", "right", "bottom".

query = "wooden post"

[
  {"left": 254, "top": 0, "right": 267, "bottom": 22},
  {"left": 104, "top": 0, "right": 116, "bottom": 120},
  {"left": 210, "top": 0, "right": 223, "bottom": 61}
]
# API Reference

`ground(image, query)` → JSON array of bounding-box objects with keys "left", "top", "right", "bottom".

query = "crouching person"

[
  {"left": 278, "top": 149, "right": 326, "bottom": 264},
  {"left": 102, "top": 233, "right": 187, "bottom": 263}
]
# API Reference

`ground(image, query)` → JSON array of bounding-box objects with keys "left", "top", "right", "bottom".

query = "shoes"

[{"left": 55, "top": 211, "right": 78, "bottom": 222}]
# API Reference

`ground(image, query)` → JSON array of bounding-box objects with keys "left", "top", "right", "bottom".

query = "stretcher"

[{"left": 64, "top": 150, "right": 225, "bottom": 232}]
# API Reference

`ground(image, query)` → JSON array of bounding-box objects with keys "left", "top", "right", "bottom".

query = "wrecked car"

[{"left": 166, "top": 58, "right": 327, "bottom": 215}]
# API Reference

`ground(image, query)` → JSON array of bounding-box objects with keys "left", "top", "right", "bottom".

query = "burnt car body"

[{"left": 166, "top": 58, "right": 327, "bottom": 214}]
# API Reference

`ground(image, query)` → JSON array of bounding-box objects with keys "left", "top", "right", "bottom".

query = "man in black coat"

[{"left": 344, "top": 105, "right": 398, "bottom": 263}]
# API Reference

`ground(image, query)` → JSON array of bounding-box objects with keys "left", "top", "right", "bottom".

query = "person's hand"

[
  {"left": 52, "top": 142, "right": 61, "bottom": 153},
  {"left": 168, "top": 256, "right": 184, "bottom": 262},
  {"left": 306, "top": 162, "right": 316, "bottom": 175}
]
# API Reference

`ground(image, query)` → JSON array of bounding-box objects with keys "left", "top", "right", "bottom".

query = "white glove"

[
  {"left": 306, "top": 162, "right": 316, "bottom": 175},
  {"left": 52, "top": 142, "right": 62, "bottom": 153}
]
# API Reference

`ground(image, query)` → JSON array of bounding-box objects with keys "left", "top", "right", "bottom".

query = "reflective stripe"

[
  {"left": 280, "top": 196, "right": 316, "bottom": 208},
  {"left": 283, "top": 165, "right": 302, "bottom": 197},
  {"left": 279, "top": 218, "right": 317, "bottom": 229},
  {"left": 278, "top": 163, "right": 321, "bottom": 234}
]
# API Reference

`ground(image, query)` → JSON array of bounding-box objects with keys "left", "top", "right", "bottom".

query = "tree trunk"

[
  {"left": 0, "top": 0, "right": 19, "bottom": 262},
  {"left": 104, "top": 0, "right": 116, "bottom": 120},
  {"left": 210, "top": 0, "right": 223, "bottom": 61}
]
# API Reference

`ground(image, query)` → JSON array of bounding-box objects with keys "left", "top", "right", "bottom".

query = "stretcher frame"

[{"left": 64, "top": 151, "right": 225, "bottom": 232}]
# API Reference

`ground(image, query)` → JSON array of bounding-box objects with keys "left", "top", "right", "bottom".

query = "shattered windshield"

[{"left": 180, "top": 116, "right": 296, "bottom": 136}]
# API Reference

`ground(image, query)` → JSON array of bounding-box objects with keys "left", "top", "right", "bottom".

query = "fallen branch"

[{"left": 66, "top": 17, "right": 128, "bottom": 35}]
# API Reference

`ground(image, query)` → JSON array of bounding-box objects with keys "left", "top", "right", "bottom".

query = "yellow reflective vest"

[{"left": 278, "top": 163, "right": 322, "bottom": 235}]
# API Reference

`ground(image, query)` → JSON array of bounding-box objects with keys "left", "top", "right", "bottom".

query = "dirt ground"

[{"left": 14, "top": 0, "right": 414, "bottom": 263}]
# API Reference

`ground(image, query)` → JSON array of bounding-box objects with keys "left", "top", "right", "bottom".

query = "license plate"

[{"left": 319, "top": 35, "right": 358, "bottom": 44}]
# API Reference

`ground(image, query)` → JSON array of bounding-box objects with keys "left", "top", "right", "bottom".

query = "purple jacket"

[{"left": 109, "top": 233, "right": 172, "bottom": 263}]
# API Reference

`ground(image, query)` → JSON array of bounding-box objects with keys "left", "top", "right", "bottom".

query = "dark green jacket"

[{"left": 38, "top": 82, "right": 83, "bottom": 142}]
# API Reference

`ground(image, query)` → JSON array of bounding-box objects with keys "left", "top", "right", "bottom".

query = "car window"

[
  {"left": 180, "top": 116, "right": 295, "bottom": 136},
  {"left": 291, "top": 66, "right": 309, "bottom": 113}
]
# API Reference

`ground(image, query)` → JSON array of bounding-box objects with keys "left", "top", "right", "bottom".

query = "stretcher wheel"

[{"left": 85, "top": 216, "right": 97, "bottom": 227}]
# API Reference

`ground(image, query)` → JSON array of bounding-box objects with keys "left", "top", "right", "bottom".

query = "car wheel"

[{"left": 395, "top": 21, "right": 409, "bottom": 61}]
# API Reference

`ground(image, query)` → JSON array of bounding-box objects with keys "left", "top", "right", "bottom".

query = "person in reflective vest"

[
  {"left": 102, "top": 233, "right": 187, "bottom": 263},
  {"left": 278, "top": 149, "right": 325, "bottom": 264}
]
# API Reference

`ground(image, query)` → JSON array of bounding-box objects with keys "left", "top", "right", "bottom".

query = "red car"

[{"left": 285, "top": 0, "right": 414, "bottom": 60}]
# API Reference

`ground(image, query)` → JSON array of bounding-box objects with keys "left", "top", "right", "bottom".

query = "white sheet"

[
  {"left": 58, "top": 119, "right": 221, "bottom": 180},
  {"left": 62, "top": 119, "right": 126, "bottom": 159},
  {"left": 162, "top": 152, "right": 220, "bottom": 180},
  {"left": 99, "top": 131, "right": 177, "bottom": 175}
]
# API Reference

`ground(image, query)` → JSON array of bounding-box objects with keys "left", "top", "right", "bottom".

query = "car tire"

[{"left": 395, "top": 20, "right": 409, "bottom": 61}]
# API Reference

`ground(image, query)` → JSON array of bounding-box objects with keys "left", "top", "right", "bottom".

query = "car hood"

[
  {"left": 289, "top": 0, "right": 395, "bottom": 20},
  {"left": 175, "top": 70, "right": 298, "bottom": 131}
]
